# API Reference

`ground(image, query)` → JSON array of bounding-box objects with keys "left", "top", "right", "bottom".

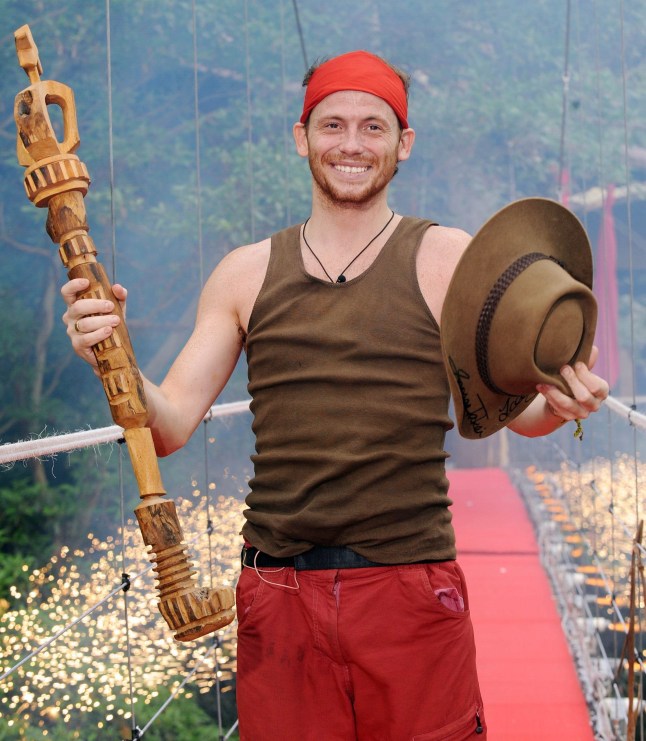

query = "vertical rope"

[
  {"left": 557, "top": 0, "right": 572, "bottom": 203},
  {"left": 571, "top": 0, "right": 590, "bottom": 230},
  {"left": 617, "top": 2, "right": 643, "bottom": 732},
  {"left": 591, "top": 0, "right": 622, "bottom": 694},
  {"left": 190, "top": 3, "right": 225, "bottom": 738},
  {"left": 279, "top": 0, "right": 292, "bottom": 227},
  {"left": 618, "top": 0, "right": 637, "bottom": 410},
  {"left": 291, "top": 0, "right": 309, "bottom": 70},
  {"left": 106, "top": 0, "right": 138, "bottom": 733},
  {"left": 105, "top": 0, "right": 117, "bottom": 283},
  {"left": 118, "top": 443, "right": 138, "bottom": 735},
  {"left": 191, "top": 0, "right": 205, "bottom": 290},
  {"left": 243, "top": 0, "right": 256, "bottom": 243},
  {"left": 202, "top": 423, "right": 214, "bottom": 591}
]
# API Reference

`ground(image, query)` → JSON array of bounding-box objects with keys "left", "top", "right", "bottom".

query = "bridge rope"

[
  {"left": 530, "top": 2, "right": 646, "bottom": 737},
  {"left": 2, "top": 1, "right": 646, "bottom": 739},
  {"left": 102, "top": 2, "right": 141, "bottom": 735}
]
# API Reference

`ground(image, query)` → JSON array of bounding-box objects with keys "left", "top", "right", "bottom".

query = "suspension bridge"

[{"left": 1, "top": 0, "right": 646, "bottom": 739}]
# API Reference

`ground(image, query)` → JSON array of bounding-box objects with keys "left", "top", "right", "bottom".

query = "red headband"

[{"left": 300, "top": 50, "right": 409, "bottom": 129}]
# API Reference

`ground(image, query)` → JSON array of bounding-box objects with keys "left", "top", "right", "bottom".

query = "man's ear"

[
  {"left": 293, "top": 122, "right": 309, "bottom": 158},
  {"left": 397, "top": 128, "right": 415, "bottom": 162}
]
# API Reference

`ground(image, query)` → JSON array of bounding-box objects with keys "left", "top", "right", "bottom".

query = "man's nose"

[{"left": 338, "top": 127, "right": 363, "bottom": 154}]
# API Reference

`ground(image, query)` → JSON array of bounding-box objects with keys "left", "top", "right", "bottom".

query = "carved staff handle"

[{"left": 13, "top": 25, "right": 235, "bottom": 641}]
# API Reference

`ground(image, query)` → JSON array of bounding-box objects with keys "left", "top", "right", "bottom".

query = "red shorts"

[{"left": 236, "top": 559, "right": 486, "bottom": 740}]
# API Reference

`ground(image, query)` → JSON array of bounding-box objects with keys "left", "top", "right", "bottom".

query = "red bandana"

[{"left": 300, "top": 50, "right": 409, "bottom": 129}]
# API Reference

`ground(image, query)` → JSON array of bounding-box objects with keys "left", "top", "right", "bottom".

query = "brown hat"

[{"left": 441, "top": 197, "right": 597, "bottom": 439}]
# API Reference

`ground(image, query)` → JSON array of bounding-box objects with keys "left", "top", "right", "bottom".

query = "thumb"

[
  {"left": 586, "top": 344, "right": 599, "bottom": 370},
  {"left": 112, "top": 283, "right": 128, "bottom": 319}
]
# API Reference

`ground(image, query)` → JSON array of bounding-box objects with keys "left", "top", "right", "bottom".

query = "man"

[{"left": 61, "top": 50, "right": 608, "bottom": 740}]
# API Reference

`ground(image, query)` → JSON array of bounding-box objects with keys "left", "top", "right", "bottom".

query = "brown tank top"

[{"left": 242, "top": 216, "right": 456, "bottom": 563}]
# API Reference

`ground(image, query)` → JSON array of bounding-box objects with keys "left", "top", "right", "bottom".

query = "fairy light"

[
  {"left": 526, "top": 453, "right": 646, "bottom": 640},
  {"left": 0, "top": 493, "right": 244, "bottom": 736}
]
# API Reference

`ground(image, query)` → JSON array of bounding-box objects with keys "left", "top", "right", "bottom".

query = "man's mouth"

[{"left": 333, "top": 164, "right": 370, "bottom": 174}]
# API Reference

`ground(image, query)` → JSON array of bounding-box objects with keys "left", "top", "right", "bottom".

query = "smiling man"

[{"left": 60, "top": 50, "right": 608, "bottom": 740}]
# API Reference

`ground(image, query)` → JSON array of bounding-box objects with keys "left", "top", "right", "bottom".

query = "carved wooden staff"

[{"left": 13, "top": 25, "right": 235, "bottom": 642}]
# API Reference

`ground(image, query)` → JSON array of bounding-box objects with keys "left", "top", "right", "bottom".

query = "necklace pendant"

[{"left": 336, "top": 275, "right": 346, "bottom": 283}]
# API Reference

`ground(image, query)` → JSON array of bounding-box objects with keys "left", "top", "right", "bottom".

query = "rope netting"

[{"left": 2, "top": 0, "right": 646, "bottom": 739}]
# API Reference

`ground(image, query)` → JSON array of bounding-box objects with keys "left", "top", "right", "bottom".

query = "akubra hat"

[{"left": 441, "top": 197, "right": 597, "bottom": 439}]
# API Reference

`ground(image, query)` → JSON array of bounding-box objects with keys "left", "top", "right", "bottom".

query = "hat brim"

[{"left": 441, "top": 198, "right": 595, "bottom": 439}]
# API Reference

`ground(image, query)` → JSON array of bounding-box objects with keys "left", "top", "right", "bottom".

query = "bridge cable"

[
  {"left": 557, "top": 0, "right": 571, "bottom": 204},
  {"left": 618, "top": 1, "right": 644, "bottom": 733},
  {"left": 279, "top": 0, "right": 292, "bottom": 227},
  {"left": 243, "top": 0, "right": 256, "bottom": 243},
  {"left": 191, "top": 1, "right": 227, "bottom": 736},
  {"left": 291, "top": 0, "right": 309, "bottom": 70},
  {"left": 105, "top": 0, "right": 140, "bottom": 734}
]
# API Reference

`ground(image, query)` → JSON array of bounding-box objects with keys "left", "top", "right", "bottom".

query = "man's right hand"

[{"left": 61, "top": 278, "right": 127, "bottom": 375}]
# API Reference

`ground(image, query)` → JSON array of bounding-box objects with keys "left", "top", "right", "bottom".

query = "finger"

[
  {"left": 75, "top": 324, "right": 118, "bottom": 347},
  {"left": 572, "top": 361, "right": 610, "bottom": 401},
  {"left": 111, "top": 283, "right": 128, "bottom": 319},
  {"left": 112, "top": 283, "right": 128, "bottom": 302},
  {"left": 559, "top": 364, "right": 608, "bottom": 415},
  {"left": 72, "top": 296, "right": 117, "bottom": 321},
  {"left": 587, "top": 345, "right": 599, "bottom": 371},
  {"left": 60, "top": 277, "right": 90, "bottom": 305},
  {"left": 72, "top": 314, "right": 121, "bottom": 335},
  {"left": 536, "top": 384, "right": 578, "bottom": 421}
]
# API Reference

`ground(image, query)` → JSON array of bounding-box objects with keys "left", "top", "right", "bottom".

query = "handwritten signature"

[
  {"left": 450, "top": 357, "right": 537, "bottom": 436},
  {"left": 448, "top": 357, "right": 488, "bottom": 437},
  {"left": 498, "top": 392, "right": 537, "bottom": 423}
]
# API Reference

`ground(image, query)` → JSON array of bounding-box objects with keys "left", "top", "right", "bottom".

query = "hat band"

[{"left": 475, "top": 252, "right": 563, "bottom": 395}]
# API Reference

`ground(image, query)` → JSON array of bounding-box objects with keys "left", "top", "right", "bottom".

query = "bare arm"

[
  {"left": 61, "top": 241, "right": 269, "bottom": 456},
  {"left": 142, "top": 262, "right": 244, "bottom": 455},
  {"left": 416, "top": 225, "right": 471, "bottom": 322}
]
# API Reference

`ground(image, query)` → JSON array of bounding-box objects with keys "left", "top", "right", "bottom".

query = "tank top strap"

[{"left": 378, "top": 215, "right": 438, "bottom": 265}]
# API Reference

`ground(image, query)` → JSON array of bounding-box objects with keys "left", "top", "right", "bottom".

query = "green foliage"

[
  {"left": 136, "top": 687, "right": 227, "bottom": 741},
  {"left": 0, "top": 445, "right": 127, "bottom": 600},
  {"left": 0, "top": 688, "right": 228, "bottom": 740},
  {"left": 1, "top": 0, "right": 646, "bottom": 734}
]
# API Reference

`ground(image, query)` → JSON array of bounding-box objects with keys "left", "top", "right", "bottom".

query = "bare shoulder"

[
  {"left": 199, "top": 237, "right": 271, "bottom": 333},
  {"left": 417, "top": 225, "right": 472, "bottom": 325},
  {"left": 420, "top": 225, "right": 471, "bottom": 271},
  {"left": 209, "top": 237, "right": 271, "bottom": 285}
]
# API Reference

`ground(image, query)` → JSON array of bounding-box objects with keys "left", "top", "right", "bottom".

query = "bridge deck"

[{"left": 449, "top": 467, "right": 594, "bottom": 740}]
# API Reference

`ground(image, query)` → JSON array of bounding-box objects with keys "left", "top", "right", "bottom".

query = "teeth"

[{"left": 334, "top": 165, "right": 369, "bottom": 174}]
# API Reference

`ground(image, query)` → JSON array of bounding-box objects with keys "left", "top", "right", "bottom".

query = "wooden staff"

[{"left": 13, "top": 25, "right": 235, "bottom": 642}]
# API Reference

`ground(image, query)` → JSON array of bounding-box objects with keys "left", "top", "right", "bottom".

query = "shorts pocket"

[
  {"left": 413, "top": 705, "right": 484, "bottom": 740},
  {"left": 421, "top": 561, "right": 470, "bottom": 617},
  {"left": 235, "top": 566, "right": 266, "bottom": 629}
]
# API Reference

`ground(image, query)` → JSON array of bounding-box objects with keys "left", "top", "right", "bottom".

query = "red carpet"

[{"left": 448, "top": 468, "right": 594, "bottom": 740}]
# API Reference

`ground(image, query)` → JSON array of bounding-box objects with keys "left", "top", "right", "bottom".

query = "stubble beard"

[{"left": 308, "top": 149, "right": 399, "bottom": 209}]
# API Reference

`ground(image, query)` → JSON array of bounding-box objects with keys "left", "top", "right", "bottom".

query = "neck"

[
  {"left": 301, "top": 202, "right": 398, "bottom": 284},
  {"left": 306, "top": 199, "right": 395, "bottom": 248}
]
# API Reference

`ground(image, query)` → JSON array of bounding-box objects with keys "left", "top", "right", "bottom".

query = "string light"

[{"left": 0, "top": 494, "right": 244, "bottom": 736}]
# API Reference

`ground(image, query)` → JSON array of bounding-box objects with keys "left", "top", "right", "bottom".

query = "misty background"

[{"left": 1, "top": 1, "right": 645, "bottom": 737}]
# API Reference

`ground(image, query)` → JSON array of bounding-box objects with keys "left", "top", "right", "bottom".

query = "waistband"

[{"left": 241, "top": 544, "right": 441, "bottom": 570}]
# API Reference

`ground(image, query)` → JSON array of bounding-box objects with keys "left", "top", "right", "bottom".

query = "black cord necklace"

[{"left": 301, "top": 210, "right": 396, "bottom": 284}]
